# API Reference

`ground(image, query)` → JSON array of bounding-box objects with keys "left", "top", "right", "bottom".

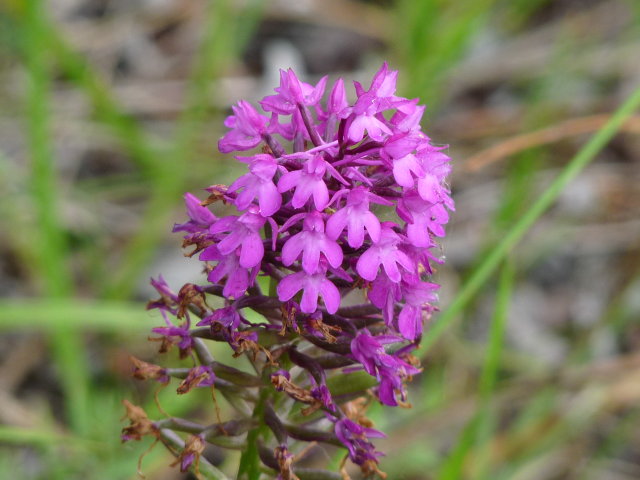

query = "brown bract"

[
  {"left": 177, "top": 283, "right": 208, "bottom": 318},
  {"left": 176, "top": 369, "right": 212, "bottom": 395},
  {"left": 271, "top": 374, "right": 323, "bottom": 416},
  {"left": 129, "top": 356, "right": 169, "bottom": 383},
  {"left": 181, "top": 233, "right": 214, "bottom": 258},
  {"left": 201, "top": 184, "right": 229, "bottom": 206},
  {"left": 306, "top": 316, "right": 342, "bottom": 343},
  {"left": 342, "top": 398, "right": 374, "bottom": 428},
  {"left": 231, "top": 333, "right": 276, "bottom": 365},
  {"left": 279, "top": 304, "right": 301, "bottom": 336},
  {"left": 275, "top": 445, "right": 300, "bottom": 480},
  {"left": 147, "top": 333, "right": 191, "bottom": 359},
  {"left": 121, "top": 400, "right": 158, "bottom": 442},
  {"left": 171, "top": 434, "right": 205, "bottom": 475}
]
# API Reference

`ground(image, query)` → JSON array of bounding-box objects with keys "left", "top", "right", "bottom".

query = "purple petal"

[
  {"left": 282, "top": 233, "right": 304, "bottom": 266},
  {"left": 184, "top": 193, "right": 215, "bottom": 225},
  {"left": 356, "top": 248, "right": 381, "bottom": 281},
  {"left": 300, "top": 278, "right": 320, "bottom": 313},
  {"left": 302, "top": 244, "right": 321, "bottom": 274},
  {"left": 199, "top": 245, "right": 221, "bottom": 261},
  {"left": 398, "top": 305, "right": 421, "bottom": 340},
  {"left": 239, "top": 234, "right": 264, "bottom": 268},
  {"left": 224, "top": 266, "right": 249, "bottom": 298},
  {"left": 258, "top": 182, "right": 281, "bottom": 216},
  {"left": 363, "top": 212, "right": 381, "bottom": 243},
  {"left": 291, "top": 179, "right": 314, "bottom": 209},
  {"left": 325, "top": 208, "right": 349, "bottom": 240},
  {"left": 381, "top": 255, "right": 401, "bottom": 282},
  {"left": 319, "top": 278, "right": 340, "bottom": 313},
  {"left": 277, "top": 272, "right": 304, "bottom": 302},
  {"left": 217, "top": 231, "right": 243, "bottom": 255},
  {"left": 277, "top": 170, "right": 302, "bottom": 193},
  {"left": 320, "top": 238, "right": 343, "bottom": 268},
  {"left": 312, "top": 181, "right": 329, "bottom": 210},
  {"left": 347, "top": 115, "right": 367, "bottom": 143}
]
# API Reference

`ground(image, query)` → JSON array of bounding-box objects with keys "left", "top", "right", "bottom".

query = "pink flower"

[
  {"left": 228, "top": 154, "right": 281, "bottom": 216},
  {"left": 260, "top": 69, "right": 328, "bottom": 114},
  {"left": 277, "top": 155, "right": 330, "bottom": 210},
  {"left": 155, "top": 63, "right": 455, "bottom": 476},
  {"left": 397, "top": 280, "right": 439, "bottom": 340},
  {"left": 350, "top": 331, "right": 420, "bottom": 406},
  {"left": 200, "top": 245, "right": 257, "bottom": 298},
  {"left": 356, "top": 223, "right": 415, "bottom": 282},
  {"left": 334, "top": 417, "right": 385, "bottom": 466},
  {"left": 218, "top": 100, "right": 270, "bottom": 153},
  {"left": 277, "top": 265, "right": 340, "bottom": 314},
  {"left": 210, "top": 207, "right": 266, "bottom": 268},
  {"left": 326, "top": 186, "right": 389, "bottom": 248},
  {"left": 397, "top": 189, "right": 450, "bottom": 243},
  {"left": 345, "top": 63, "right": 403, "bottom": 143},
  {"left": 172, "top": 193, "right": 216, "bottom": 234},
  {"left": 281, "top": 212, "right": 343, "bottom": 274}
]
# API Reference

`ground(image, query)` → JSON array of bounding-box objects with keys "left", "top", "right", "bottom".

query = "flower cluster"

[{"left": 123, "top": 63, "right": 453, "bottom": 479}]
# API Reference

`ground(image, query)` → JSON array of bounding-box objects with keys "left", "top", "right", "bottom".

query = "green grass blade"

[
  {"left": 479, "top": 258, "right": 514, "bottom": 401},
  {"left": 22, "top": 0, "right": 90, "bottom": 436},
  {"left": 46, "top": 24, "right": 160, "bottom": 173},
  {"left": 0, "top": 299, "right": 152, "bottom": 331},
  {"left": 395, "top": 0, "right": 496, "bottom": 107},
  {"left": 105, "top": 0, "right": 259, "bottom": 298},
  {"left": 420, "top": 84, "right": 640, "bottom": 355},
  {"left": 0, "top": 425, "right": 93, "bottom": 447},
  {"left": 436, "top": 259, "right": 514, "bottom": 480}
]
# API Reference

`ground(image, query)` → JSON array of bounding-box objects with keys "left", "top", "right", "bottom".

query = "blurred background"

[{"left": 1, "top": 0, "right": 640, "bottom": 478}]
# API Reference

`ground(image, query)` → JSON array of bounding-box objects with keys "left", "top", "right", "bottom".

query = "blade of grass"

[
  {"left": 22, "top": 2, "right": 71, "bottom": 298},
  {"left": 420, "top": 84, "right": 640, "bottom": 355},
  {"left": 105, "top": 0, "right": 258, "bottom": 299},
  {"left": 22, "top": 0, "right": 90, "bottom": 436},
  {"left": 0, "top": 299, "right": 153, "bottom": 331},
  {"left": 38, "top": 14, "right": 171, "bottom": 295},
  {"left": 0, "top": 425, "right": 96, "bottom": 447},
  {"left": 0, "top": 153, "right": 40, "bottom": 277},
  {"left": 395, "top": 0, "right": 496, "bottom": 108},
  {"left": 436, "top": 258, "right": 514, "bottom": 480},
  {"left": 473, "top": 258, "right": 515, "bottom": 479},
  {"left": 45, "top": 23, "right": 161, "bottom": 173}
]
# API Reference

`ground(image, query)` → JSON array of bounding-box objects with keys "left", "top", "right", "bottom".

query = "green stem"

[{"left": 238, "top": 389, "right": 269, "bottom": 480}]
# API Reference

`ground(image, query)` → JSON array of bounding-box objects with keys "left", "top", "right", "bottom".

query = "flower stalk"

[{"left": 122, "top": 63, "right": 453, "bottom": 479}]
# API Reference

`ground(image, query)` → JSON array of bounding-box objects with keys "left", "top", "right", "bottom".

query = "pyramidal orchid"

[{"left": 123, "top": 63, "right": 453, "bottom": 480}]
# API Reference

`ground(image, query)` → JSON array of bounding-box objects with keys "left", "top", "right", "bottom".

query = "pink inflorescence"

[{"left": 126, "top": 63, "right": 453, "bottom": 479}]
